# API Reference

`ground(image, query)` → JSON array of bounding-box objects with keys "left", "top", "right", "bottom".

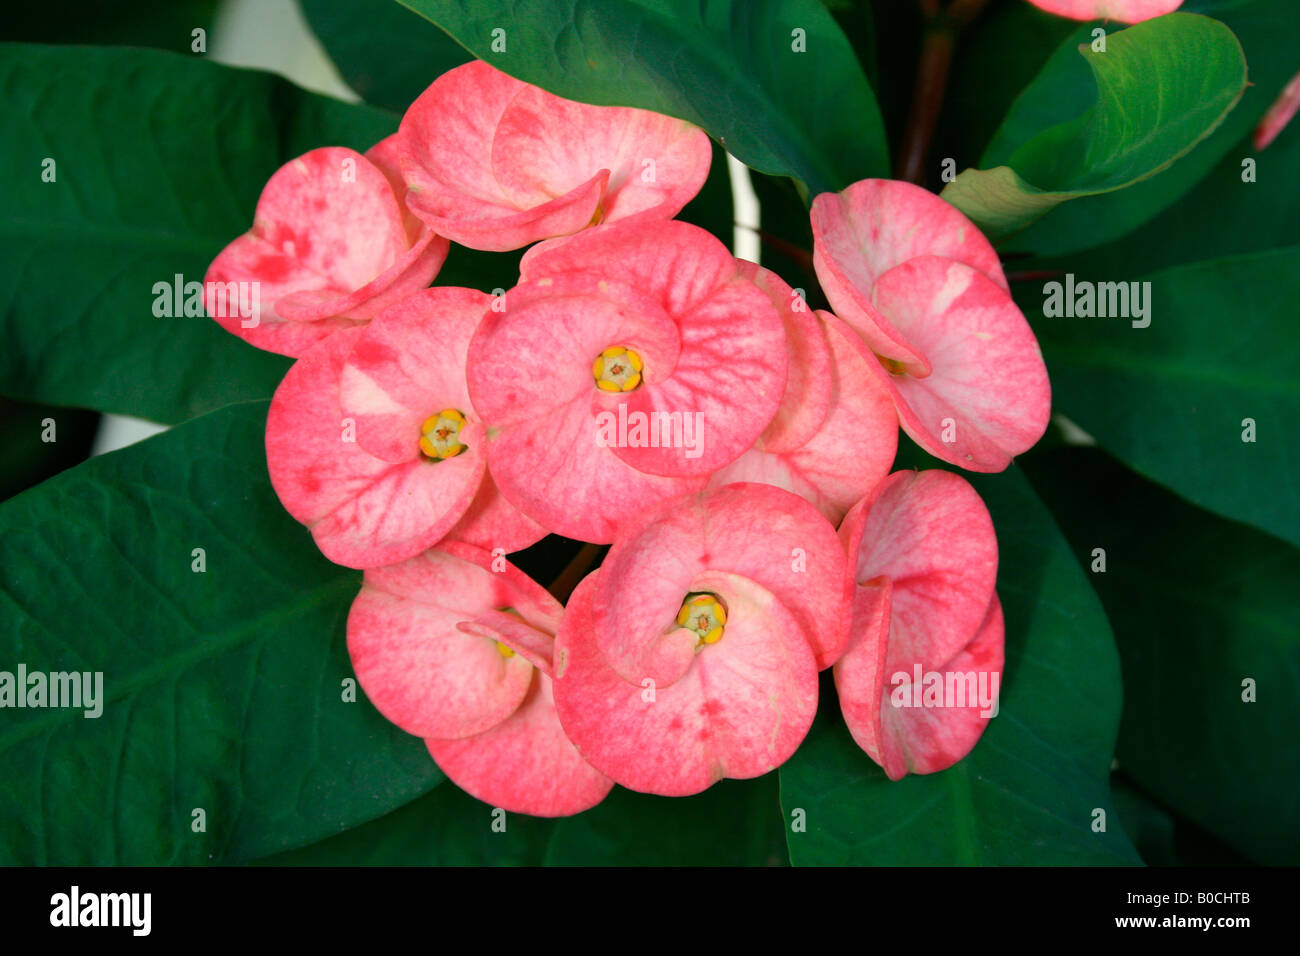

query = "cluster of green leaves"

[{"left": 0, "top": 0, "right": 1295, "bottom": 866}]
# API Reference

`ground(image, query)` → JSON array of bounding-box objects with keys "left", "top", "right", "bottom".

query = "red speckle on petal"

[{"left": 249, "top": 251, "right": 294, "bottom": 283}]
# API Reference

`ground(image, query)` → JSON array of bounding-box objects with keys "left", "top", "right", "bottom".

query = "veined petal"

[
  {"left": 553, "top": 571, "right": 818, "bottom": 796},
  {"left": 811, "top": 178, "right": 1006, "bottom": 371},
  {"left": 427, "top": 673, "right": 614, "bottom": 816},
  {"left": 265, "top": 329, "right": 482, "bottom": 568},
  {"left": 868, "top": 256, "right": 1051, "bottom": 473}
]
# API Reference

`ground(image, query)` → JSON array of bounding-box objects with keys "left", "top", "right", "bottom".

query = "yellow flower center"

[
  {"left": 418, "top": 408, "right": 468, "bottom": 460},
  {"left": 676, "top": 592, "right": 727, "bottom": 648},
  {"left": 593, "top": 346, "right": 643, "bottom": 393}
]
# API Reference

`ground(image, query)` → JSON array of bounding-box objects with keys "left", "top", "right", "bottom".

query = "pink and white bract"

[
  {"left": 205, "top": 144, "right": 448, "bottom": 357},
  {"left": 265, "top": 287, "right": 543, "bottom": 569},
  {"left": 835, "top": 470, "right": 1004, "bottom": 780},
  {"left": 812, "top": 179, "right": 1051, "bottom": 472},
  {"left": 467, "top": 219, "right": 787, "bottom": 542},
  {"left": 709, "top": 264, "right": 898, "bottom": 523},
  {"left": 553, "top": 484, "right": 843, "bottom": 796},
  {"left": 348, "top": 543, "right": 613, "bottom": 816},
  {"left": 1024, "top": 0, "right": 1183, "bottom": 23},
  {"left": 395, "top": 61, "right": 712, "bottom": 251}
]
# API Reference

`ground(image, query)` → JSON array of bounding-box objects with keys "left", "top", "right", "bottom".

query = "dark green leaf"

[
  {"left": 1110, "top": 775, "right": 1177, "bottom": 867},
  {"left": 264, "top": 773, "right": 788, "bottom": 865},
  {"left": 0, "top": 44, "right": 396, "bottom": 423},
  {"left": 398, "top": 0, "right": 889, "bottom": 196},
  {"left": 0, "top": 401, "right": 439, "bottom": 865},
  {"left": 257, "top": 783, "right": 557, "bottom": 866},
  {"left": 300, "top": 0, "right": 470, "bottom": 112},
  {"left": 544, "top": 776, "right": 788, "bottom": 865},
  {"left": 1023, "top": 446, "right": 1300, "bottom": 864},
  {"left": 1023, "top": 247, "right": 1300, "bottom": 548},
  {"left": 779, "top": 466, "right": 1139, "bottom": 865}
]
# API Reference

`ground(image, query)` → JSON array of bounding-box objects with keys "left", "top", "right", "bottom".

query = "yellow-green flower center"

[
  {"left": 676, "top": 592, "right": 727, "bottom": 647},
  {"left": 593, "top": 346, "right": 643, "bottom": 392},
  {"left": 419, "top": 409, "right": 468, "bottom": 460}
]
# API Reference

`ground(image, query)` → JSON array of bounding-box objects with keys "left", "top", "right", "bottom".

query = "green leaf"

[
  {"left": 1002, "top": 0, "right": 1300, "bottom": 256},
  {"left": 1110, "top": 775, "right": 1177, "bottom": 867},
  {"left": 1024, "top": 103, "right": 1300, "bottom": 279},
  {"left": 0, "top": 44, "right": 396, "bottom": 423},
  {"left": 1031, "top": 132, "right": 1300, "bottom": 280},
  {"left": 1023, "top": 247, "right": 1300, "bottom": 549},
  {"left": 779, "top": 466, "right": 1139, "bottom": 865},
  {"left": 300, "top": 0, "right": 470, "bottom": 112},
  {"left": 0, "top": 401, "right": 439, "bottom": 865},
  {"left": 937, "top": 1, "right": 1080, "bottom": 176},
  {"left": 942, "top": 14, "right": 1247, "bottom": 243},
  {"left": 262, "top": 773, "right": 788, "bottom": 866},
  {"left": 1023, "top": 446, "right": 1300, "bottom": 864},
  {"left": 544, "top": 776, "right": 788, "bottom": 865},
  {"left": 398, "top": 0, "right": 889, "bottom": 196},
  {"left": 257, "top": 783, "right": 558, "bottom": 866}
]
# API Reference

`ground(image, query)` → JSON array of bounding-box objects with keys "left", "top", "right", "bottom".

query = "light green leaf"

[
  {"left": 942, "top": 14, "right": 1246, "bottom": 243},
  {"left": 1002, "top": 0, "right": 1300, "bottom": 256}
]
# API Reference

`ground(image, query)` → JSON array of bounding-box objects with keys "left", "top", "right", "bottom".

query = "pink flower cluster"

[{"left": 207, "top": 61, "right": 1050, "bottom": 816}]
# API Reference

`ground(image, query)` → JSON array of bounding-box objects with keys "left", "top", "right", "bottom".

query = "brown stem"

[
  {"left": 896, "top": 0, "right": 992, "bottom": 187},
  {"left": 750, "top": 227, "right": 816, "bottom": 278},
  {"left": 547, "top": 542, "right": 605, "bottom": 603},
  {"left": 897, "top": 28, "right": 954, "bottom": 185}
]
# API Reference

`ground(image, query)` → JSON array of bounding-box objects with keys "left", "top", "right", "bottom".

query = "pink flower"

[
  {"left": 1254, "top": 68, "right": 1300, "bottom": 151},
  {"left": 835, "top": 470, "right": 1004, "bottom": 780},
  {"left": 812, "top": 179, "right": 1050, "bottom": 472},
  {"left": 348, "top": 542, "right": 613, "bottom": 816},
  {"left": 1024, "top": 0, "right": 1182, "bottom": 22},
  {"left": 395, "top": 61, "right": 712, "bottom": 251},
  {"left": 265, "top": 287, "right": 544, "bottom": 569},
  {"left": 205, "top": 141, "right": 448, "bottom": 356},
  {"left": 553, "top": 483, "right": 844, "bottom": 796},
  {"left": 467, "top": 220, "right": 787, "bottom": 543},
  {"left": 708, "top": 263, "right": 898, "bottom": 523}
]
